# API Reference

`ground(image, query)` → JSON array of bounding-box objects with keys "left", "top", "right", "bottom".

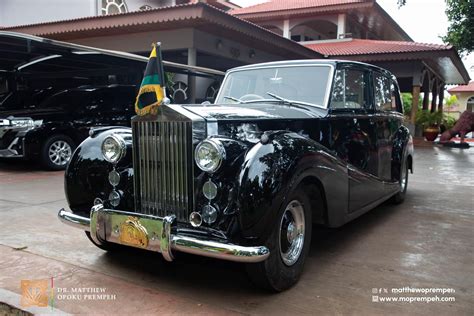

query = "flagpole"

[{"left": 156, "top": 42, "right": 170, "bottom": 105}]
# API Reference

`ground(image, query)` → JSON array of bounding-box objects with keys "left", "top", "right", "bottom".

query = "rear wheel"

[
  {"left": 41, "top": 135, "right": 74, "bottom": 170},
  {"left": 392, "top": 158, "right": 409, "bottom": 204},
  {"left": 246, "top": 187, "right": 312, "bottom": 291}
]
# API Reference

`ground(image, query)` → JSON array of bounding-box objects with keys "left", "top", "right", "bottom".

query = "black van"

[{"left": 0, "top": 85, "right": 136, "bottom": 170}]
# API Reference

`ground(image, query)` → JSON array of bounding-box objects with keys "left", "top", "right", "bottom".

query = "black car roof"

[
  {"left": 230, "top": 59, "right": 393, "bottom": 76},
  {"left": 53, "top": 85, "right": 136, "bottom": 94}
]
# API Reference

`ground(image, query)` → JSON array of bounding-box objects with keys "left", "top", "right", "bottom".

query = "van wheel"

[
  {"left": 392, "top": 158, "right": 409, "bottom": 204},
  {"left": 246, "top": 187, "right": 312, "bottom": 292},
  {"left": 41, "top": 135, "right": 74, "bottom": 170}
]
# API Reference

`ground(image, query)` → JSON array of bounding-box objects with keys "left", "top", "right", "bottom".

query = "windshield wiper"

[
  {"left": 223, "top": 96, "right": 246, "bottom": 104},
  {"left": 266, "top": 92, "right": 315, "bottom": 111}
]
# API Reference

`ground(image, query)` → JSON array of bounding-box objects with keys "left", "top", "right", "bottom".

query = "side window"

[
  {"left": 331, "top": 69, "right": 369, "bottom": 110},
  {"left": 390, "top": 80, "right": 402, "bottom": 113},
  {"left": 374, "top": 72, "right": 395, "bottom": 111}
]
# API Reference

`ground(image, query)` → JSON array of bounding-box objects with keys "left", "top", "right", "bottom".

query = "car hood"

[{"left": 183, "top": 103, "right": 327, "bottom": 121}]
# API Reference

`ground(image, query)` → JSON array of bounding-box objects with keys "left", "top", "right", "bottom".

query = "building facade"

[
  {"left": 447, "top": 81, "right": 474, "bottom": 119},
  {"left": 0, "top": 0, "right": 470, "bottom": 120}
]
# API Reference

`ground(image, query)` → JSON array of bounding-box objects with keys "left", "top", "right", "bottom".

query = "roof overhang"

[
  {"left": 330, "top": 50, "right": 470, "bottom": 85},
  {"left": 306, "top": 39, "right": 470, "bottom": 85},
  {"left": 0, "top": 31, "right": 225, "bottom": 78},
  {"left": 231, "top": 1, "right": 412, "bottom": 41},
  {"left": 0, "top": 3, "right": 320, "bottom": 60}
]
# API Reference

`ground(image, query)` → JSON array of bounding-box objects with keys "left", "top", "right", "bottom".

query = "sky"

[{"left": 232, "top": 0, "right": 473, "bottom": 81}]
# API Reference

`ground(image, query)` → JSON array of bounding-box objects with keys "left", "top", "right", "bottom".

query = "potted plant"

[{"left": 416, "top": 110, "right": 443, "bottom": 141}]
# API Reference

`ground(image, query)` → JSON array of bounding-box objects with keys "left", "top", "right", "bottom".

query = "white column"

[
  {"left": 337, "top": 14, "right": 346, "bottom": 39},
  {"left": 187, "top": 48, "right": 197, "bottom": 104},
  {"left": 283, "top": 19, "right": 291, "bottom": 39}
]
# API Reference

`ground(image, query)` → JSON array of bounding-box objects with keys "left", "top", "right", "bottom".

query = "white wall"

[
  {"left": 0, "top": 0, "right": 178, "bottom": 27},
  {"left": 0, "top": 0, "right": 97, "bottom": 27},
  {"left": 126, "top": 0, "right": 176, "bottom": 11}
]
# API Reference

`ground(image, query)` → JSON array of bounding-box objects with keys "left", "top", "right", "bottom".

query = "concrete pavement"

[{"left": 0, "top": 146, "right": 473, "bottom": 315}]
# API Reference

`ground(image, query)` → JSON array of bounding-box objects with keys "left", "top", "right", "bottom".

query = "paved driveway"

[{"left": 0, "top": 146, "right": 473, "bottom": 315}]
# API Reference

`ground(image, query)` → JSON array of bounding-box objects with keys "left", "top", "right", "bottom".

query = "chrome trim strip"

[{"left": 58, "top": 208, "right": 269, "bottom": 263}]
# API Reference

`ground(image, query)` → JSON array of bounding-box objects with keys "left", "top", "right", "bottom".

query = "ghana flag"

[{"left": 135, "top": 43, "right": 165, "bottom": 116}]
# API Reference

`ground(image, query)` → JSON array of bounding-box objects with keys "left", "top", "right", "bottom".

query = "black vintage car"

[
  {"left": 0, "top": 85, "right": 136, "bottom": 169},
  {"left": 58, "top": 60, "right": 414, "bottom": 291}
]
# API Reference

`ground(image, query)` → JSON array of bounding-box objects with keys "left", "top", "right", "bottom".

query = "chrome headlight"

[
  {"left": 101, "top": 134, "right": 125, "bottom": 163},
  {"left": 194, "top": 139, "right": 225, "bottom": 173},
  {"left": 10, "top": 118, "right": 42, "bottom": 129},
  {"left": 10, "top": 118, "right": 33, "bottom": 128}
]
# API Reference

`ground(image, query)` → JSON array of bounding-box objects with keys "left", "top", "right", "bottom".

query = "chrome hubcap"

[
  {"left": 279, "top": 200, "right": 305, "bottom": 266},
  {"left": 48, "top": 140, "right": 72, "bottom": 166}
]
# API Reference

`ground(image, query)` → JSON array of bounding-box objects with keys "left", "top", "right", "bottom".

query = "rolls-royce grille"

[{"left": 132, "top": 120, "right": 193, "bottom": 222}]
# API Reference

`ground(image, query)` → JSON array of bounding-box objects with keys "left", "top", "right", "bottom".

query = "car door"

[
  {"left": 372, "top": 72, "right": 405, "bottom": 186},
  {"left": 328, "top": 66, "right": 381, "bottom": 213}
]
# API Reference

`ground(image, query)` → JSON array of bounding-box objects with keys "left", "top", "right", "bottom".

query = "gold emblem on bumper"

[{"left": 119, "top": 216, "right": 149, "bottom": 248}]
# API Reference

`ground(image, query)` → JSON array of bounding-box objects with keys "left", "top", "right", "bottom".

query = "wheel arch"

[
  {"left": 298, "top": 175, "right": 328, "bottom": 226},
  {"left": 236, "top": 131, "right": 348, "bottom": 241}
]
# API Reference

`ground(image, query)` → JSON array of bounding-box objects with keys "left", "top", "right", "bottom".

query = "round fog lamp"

[
  {"left": 108, "top": 170, "right": 120, "bottom": 186},
  {"left": 109, "top": 190, "right": 121, "bottom": 207},
  {"left": 202, "top": 205, "right": 218, "bottom": 224},
  {"left": 189, "top": 212, "right": 202, "bottom": 227},
  {"left": 195, "top": 139, "right": 225, "bottom": 173},
  {"left": 101, "top": 135, "right": 125, "bottom": 163},
  {"left": 203, "top": 180, "right": 218, "bottom": 200}
]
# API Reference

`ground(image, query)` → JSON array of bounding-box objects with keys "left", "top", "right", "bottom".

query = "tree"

[
  {"left": 397, "top": 0, "right": 473, "bottom": 55},
  {"left": 444, "top": 95, "right": 458, "bottom": 114},
  {"left": 442, "top": 0, "right": 473, "bottom": 55}
]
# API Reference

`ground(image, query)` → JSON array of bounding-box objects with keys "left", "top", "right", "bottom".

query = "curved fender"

[
  {"left": 65, "top": 127, "right": 133, "bottom": 217},
  {"left": 236, "top": 131, "right": 348, "bottom": 243},
  {"left": 392, "top": 125, "right": 414, "bottom": 180}
]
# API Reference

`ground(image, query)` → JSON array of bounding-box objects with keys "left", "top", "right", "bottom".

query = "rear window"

[{"left": 374, "top": 72, "right": 400, "bottom": 112}]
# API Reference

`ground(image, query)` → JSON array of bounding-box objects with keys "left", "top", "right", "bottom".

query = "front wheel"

[
  {"left": 246, "top": 187, "right": 312, "bottom": 291},
  {"left": 41, "top": 135, "right": 74, "bottom": 170}
]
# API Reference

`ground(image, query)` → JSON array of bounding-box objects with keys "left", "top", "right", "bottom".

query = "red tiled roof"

[
  {"left": 305, "top": 39, "right": 452, "bottom": 56},
  {"left": 231, "top": 0, "right": 370, "bottom": 15},
  {"left": 447, "top": 81, "right": 474, "bottom": 93}
]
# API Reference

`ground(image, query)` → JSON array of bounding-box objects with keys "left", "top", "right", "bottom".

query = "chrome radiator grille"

[{"left": 132, "top": 120, "right": 193, "bottom": 222}]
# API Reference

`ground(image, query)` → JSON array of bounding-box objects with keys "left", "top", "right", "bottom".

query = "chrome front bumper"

[{"left": 58, "top": 205, "right": 270, "bottom": 263}]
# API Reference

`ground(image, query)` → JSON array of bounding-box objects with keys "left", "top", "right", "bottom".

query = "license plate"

[{"left": 119, "top": 216, "right": 149, "bottom": 249}]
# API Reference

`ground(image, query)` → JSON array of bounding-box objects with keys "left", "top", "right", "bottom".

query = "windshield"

[{"left": 215, "top": 65, "right": 332, "bottom": 108}]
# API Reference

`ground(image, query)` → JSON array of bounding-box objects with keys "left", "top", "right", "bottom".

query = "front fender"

[
  {"left": 65, "top": 127, "right": 133, "bottom": 217},
  {"left": 236, "top": 131, "right": 348, "bottom": 243}
]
